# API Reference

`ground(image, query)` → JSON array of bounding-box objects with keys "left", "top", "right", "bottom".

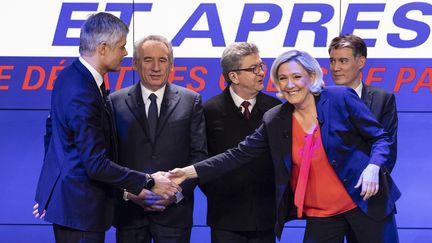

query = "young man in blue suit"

[
  {"left": 109, "top": 35, "right": 207, "bottom": 243},
  {"left": 329, "top": 34, "right": 399, "bottom": 242},
  {"left": 34, "top": 13, "right": 180, "bottom": 243}
]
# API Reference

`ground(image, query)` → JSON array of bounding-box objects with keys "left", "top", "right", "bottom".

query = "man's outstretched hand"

[
  {"left": 168, "top": 166, "right": 198, "bottom": 185},
  {"left": 149, "top": 171, "right": 182, "bottom": 199}
]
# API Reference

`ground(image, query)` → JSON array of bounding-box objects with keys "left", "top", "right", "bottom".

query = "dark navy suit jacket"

[
  {"left": 35, "top": 59, "right": 148, "bottom": 232},
  {"left": 194, "top": 86, "right": 401, "bottom": 239},
  {"left": 110, "top": 82, "right": 207, "bottom": 229},
  {"left": 361, "top": 84, "right": 398, "bottom": 172}
]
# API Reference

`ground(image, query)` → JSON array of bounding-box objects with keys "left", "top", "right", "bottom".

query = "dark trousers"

[
  {"left": 53, "top": 224, "right": 104, "bottom": 243},
  {"left": 211, "top": 227, "right": 275, "bottom": 243},
  {"left": 303, "top": 207, "right": 399, "bottom": 243},
  {"left": 116, "top": 223, "right": 191, "bottom": 243}
]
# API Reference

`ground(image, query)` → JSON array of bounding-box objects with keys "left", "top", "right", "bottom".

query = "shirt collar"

[
  {"left": 354, "top": 81, "right": 363, "bottom": 98},
  {"left": 229, "top": 85, "right": 257, "bottom": 109},
  {"left": 79, "top": 57, "right": 103, "bottom": 88},
  {"left": 140, "top": 83, "right": 166, "bottom": 102}
]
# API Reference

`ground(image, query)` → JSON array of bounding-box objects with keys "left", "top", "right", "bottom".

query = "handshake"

[
  {"left": 121, "top": 167, "right": 197, "bottom": 212},
  {"left": 33, "top": 167, "right": 196, "bottom": 219},
  {"left": 126, "top": 171, "right": 184, "bottom": 212}
]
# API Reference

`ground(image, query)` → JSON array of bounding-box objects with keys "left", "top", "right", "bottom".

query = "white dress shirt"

[
  {"left": 229, "top": 85, "right": 257, "bottom": 113},
  {"left": 140, "top": 83, "right": 166, "bottom": 117}
]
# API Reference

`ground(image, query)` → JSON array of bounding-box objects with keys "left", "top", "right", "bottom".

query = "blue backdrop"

[
  {"left": 0, "top": 57, "right": 431, "bottom": 242},
  {"left": 1, "top": 0, "right": 432, "bottom": 241}
]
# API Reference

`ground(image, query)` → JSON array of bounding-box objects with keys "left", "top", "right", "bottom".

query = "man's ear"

[
  {"left": 132, "top": 58, "right": 138, "bottom": 70},
  {"left": 97, "top": 42, "right": 107, "bottom": 56},
  {"left": 358, "top": 56, "right": 366, "bottom": 69},
  {"left": 229, "top": 71, "right": 239, "bottom": 84}
]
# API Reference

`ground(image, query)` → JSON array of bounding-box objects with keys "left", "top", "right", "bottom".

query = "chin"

[{"left": 334, "top": 79, "right": 347, "bottom": 85}]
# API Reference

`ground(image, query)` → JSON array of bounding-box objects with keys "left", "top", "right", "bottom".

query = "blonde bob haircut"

[{"left": 270, "top": 50, "right": 324, "bottom": 96}]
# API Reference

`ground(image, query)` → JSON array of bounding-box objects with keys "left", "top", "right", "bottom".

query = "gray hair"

[
  {"left": 79, "top": 12, "right": 129, "bottom": 56},
  {"left": 270, "top": 50, "right": 324, "bottom": 95},
  {"left": 221, "top": 42, "right": 259, "bottom": 84},
  {"left": 133, "top": 35, "right": 174, "bottom": 64}
]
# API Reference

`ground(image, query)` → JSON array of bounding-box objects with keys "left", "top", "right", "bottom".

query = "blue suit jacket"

[
  {"left": 194, "top": 86, "right": 401, "bottom": 239},
  {"left": 109, "top": 82, "right": 207, "bottom": 229},
  {"left": 35, "top": 59, "right": 148, "bottom": 232}
]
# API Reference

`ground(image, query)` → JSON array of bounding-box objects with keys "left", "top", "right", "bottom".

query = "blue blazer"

[
  {"left": 194, "top": 86, "right": 401, "bottom": 239},
  {"left": 35, "top": 59, "right": 148, "bottom": 232},
  {"left": 110, "top": 82, "right": 207, "bottom": 229}
]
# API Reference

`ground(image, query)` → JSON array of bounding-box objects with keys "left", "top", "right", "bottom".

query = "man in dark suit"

[
  {"left": 109, "top": 35, "right": 207, "bottom": 243},
  {"left": 328, "top": 34, "right": 399, "bottom": 242},
  {"left": 202, "top": 42, "right": 281, "bottom": 243},
  {"left": 328, "top": 34, "right": 398, "bottom": 172},
  {"left": 34, "top": 13, "right": 180, "bottom": 243}
]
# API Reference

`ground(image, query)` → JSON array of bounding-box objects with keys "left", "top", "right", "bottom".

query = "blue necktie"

[{"left": 148, "top": 93, "right": 158, "bottom": 143}]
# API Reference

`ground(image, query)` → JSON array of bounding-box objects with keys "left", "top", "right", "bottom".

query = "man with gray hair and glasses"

[{"left": 201, "top": 42, "right": 281, "bottom": 243}]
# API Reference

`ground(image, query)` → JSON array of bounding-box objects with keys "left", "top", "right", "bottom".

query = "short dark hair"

[{"left": 328, "top": 34, "right": 367, "bottom": 58}]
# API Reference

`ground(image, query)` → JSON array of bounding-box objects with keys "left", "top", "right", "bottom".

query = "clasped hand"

[
  {"left": 32, "top": 171, "right": 183, "bottom": 217},
  {"left": 132, "top": 171, "right": 182, "bottom": 211}
]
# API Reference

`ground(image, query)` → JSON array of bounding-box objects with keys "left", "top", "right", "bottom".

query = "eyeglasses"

[{"left": 230, "top": 63, "right": 267, "bottom": 74}]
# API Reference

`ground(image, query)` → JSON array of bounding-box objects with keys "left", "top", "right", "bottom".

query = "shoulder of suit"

[
  {"left": 203, "top": 92, "right": 225, "bottom": 111},
  {"left": 109, "top": 84, "right": 134, "bottom": 99},
  {"left": 54, "top": 63, "right": 94, "bottom": 94},
  {"left": 364, "top": 85, "right": 394, "bottom": 97},
  {"left": 168, "top": 83, "right": 200, "bottom": 97},
  {"left": 204, "top": 92, "right": 224, "bottom": 103},
  {"left": 263, "top": 102, "right": 284, "bottom": 117},
  {"left": 257, "top": 92, "right": 282, "bottom": 105},
  {"left": 322, "top": 86, "right": 353, "bottom": 97}
]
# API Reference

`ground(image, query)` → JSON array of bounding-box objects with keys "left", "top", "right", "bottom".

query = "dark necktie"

[
  {"left": 148, "top": 93, "right": 158, "bottom": 142},
  {"left": 100, "top": 82, "right": 117, "bottom": 160},
  {"left": 100, "top": 83, "right": 108, "bottom": 103},
  {"left": 241, "top": 101, "right": 251, "bottom": 120}
]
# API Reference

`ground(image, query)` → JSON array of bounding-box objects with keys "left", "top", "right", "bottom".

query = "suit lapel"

[
  {"left": 156, "top": 84, "right": 180, "bottom": 139},
  {"left": 361, "top": 84, "right": 373, "bottom": 109},
  {"left": 223, "top": 88, "right": 241, "bottom": 118},
  {"left": 315, "top": 92, "right": 330, "bottom": 150},
  {"left": 253, "top": 92, "right": 267, "bottom": 116},
  {"left": 125, "top": 83, "right": 150, "bottom": 136},
  {"left": 275, "top": 103, "right": 294, "bottom": 172},
  {"left": 74, "top": 59, "right": 118, "bottom": 159}
]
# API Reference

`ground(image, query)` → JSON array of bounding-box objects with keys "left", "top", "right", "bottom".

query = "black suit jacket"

[
  {"left": 35, "top": 59, "right": 148, "bottom": 232},
  {"left": 361, "top": 84, "right": 398, "bottom": 172},
  {"left": 110, "top": 82, "right": 207, "bottom": 229},
  {"left": 202, "top": 88, "right": 281, "bottom": 231}
]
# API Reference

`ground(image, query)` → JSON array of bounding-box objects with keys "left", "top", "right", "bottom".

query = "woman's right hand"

[{"left": 33, "top": 203, "right": 46, "bottom": 219}]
